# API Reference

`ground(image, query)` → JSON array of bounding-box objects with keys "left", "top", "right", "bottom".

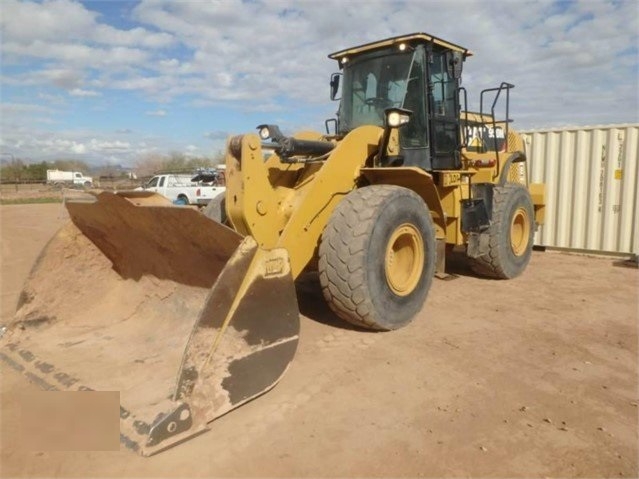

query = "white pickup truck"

[{"left": 140, "top": 173, "right": 225, "bottom": 206}]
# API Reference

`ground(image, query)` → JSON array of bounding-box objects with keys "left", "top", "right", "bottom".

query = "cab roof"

[{"left": 328, "top": 32, "right": 472, "bottom": 61}]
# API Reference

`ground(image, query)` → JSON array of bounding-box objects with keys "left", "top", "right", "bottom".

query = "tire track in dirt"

[{"left": 204, "top": 318, "right": 384, "bottom": 458}]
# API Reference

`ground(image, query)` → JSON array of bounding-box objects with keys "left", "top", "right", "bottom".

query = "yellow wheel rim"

[
  {"left": 510, "top": 207, "right": 531, "bottom": 256},
  {"left": 385, "top": 224, "right": 424, "bottom": 296}
]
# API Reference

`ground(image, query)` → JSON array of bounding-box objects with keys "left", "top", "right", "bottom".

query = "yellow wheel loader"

[{"left": 0, "top": 33, "right": 544, "bottom": 455}]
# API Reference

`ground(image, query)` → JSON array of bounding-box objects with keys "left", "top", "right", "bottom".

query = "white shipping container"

[{"left": 521, "top": 124, "right": 638, "bottom": 257}]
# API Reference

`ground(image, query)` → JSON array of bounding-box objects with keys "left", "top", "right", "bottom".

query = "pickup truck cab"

[{"left": 142, "top": 174, "right": 224, "bottom": 206}]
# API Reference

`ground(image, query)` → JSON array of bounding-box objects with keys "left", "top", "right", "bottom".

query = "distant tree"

[
  {"left": 27, "top": 161, "right": 49, "bottom": 181},
  {"left": 52, "top": 159, "right": 90, "bottom": 173},
  {"left": 0, "top": 158, "right": 25, "bottom": 182},
  {"left": 135, "top": 151, "right": 221, "bottom": 177},
  {"left": 0, "top": 160, "right": 53, "bottom": 182},
  {"left": 164, "top": 152, "right": 188, "bottom": 172},
  {"left": 135, "top": 153, "right": 166, "bottom": 177},
  {"left": 211, "top": 150, "right": 225, "bottom": 166}
]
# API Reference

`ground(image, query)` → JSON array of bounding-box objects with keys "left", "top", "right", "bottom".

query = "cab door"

[
  {"left": 427, "top": 48, "right": 462, "bottom": 170},
  {"left": 145, "top": 176, "right": 160, "bottom": 193},
  {"left": 396, "top": 45, "right": 431, "bottom": 170}
]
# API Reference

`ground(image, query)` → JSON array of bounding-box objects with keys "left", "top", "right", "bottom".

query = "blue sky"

[{"left": 1, "top": 0, "right": 638, "bottom": 166}]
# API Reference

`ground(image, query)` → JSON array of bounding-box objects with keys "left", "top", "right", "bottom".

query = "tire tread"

[
  {"left": 319, "top": 185, "right": 433, "bottom": 330},
  {"left": 468, "top": 183, "right": 533, "bottom": 279}
]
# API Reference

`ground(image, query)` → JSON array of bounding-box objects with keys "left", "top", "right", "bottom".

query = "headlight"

[
  {"left": 258, "top": 125, "right": 270, "bottom": 140},
  {"left": 256, "top": 124, "right": 285, "bottom": 143},
  {"left": 385, "top": 108, "right": 412, "bottom": 128}
]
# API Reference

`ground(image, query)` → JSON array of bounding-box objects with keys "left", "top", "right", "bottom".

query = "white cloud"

[
  {"left": 112, "top": 76, "right": 169, "bottom": 94},
  {"left": 1, "top": 0, "right": 637, "bottom": 164},
  {"left": 69, "top": 88, "right": 101, "bottom": 97},
  {"left": 92, "top": 25, "right": 174, "bottom": 49},
  {"left": 1, "top": 0, "right": 174, "bottom": 48},
  {"left": 1, "top": 0, "right": 96, "bottom": 44},
  {"left": 158, "top": 58, "right": 180, "bottom": 69},
  {"left": 70, "top": 142, "right": 87, "bottom": 154},
  {"left": 124, "top": 0, "right": 639, "bottom": 123},
  {"left": 39, "top": 68, "right": 84, "bottom": 90},
  {"left": 0, "top": 0, "right": 171, "bottom": 97},
  {"left": 1, "top": 102, "right": 53, "bottom": 114},
  {"left": 3, "top": 41, "right": 150, "bottom": 69},
  {"left": 145, "top": 109, "right": 167, "bottom": 117},
  {"left": 0, "top": 126, "right": 144, "bottom": 162},
  {"left": 88, "top": 139, "right": 131, "bottom": 151}
]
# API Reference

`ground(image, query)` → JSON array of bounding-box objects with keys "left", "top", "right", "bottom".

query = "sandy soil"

[
  {"left": 1, "top": 203, "right": 637, "bottom": 478},
  {"left": 0, "top": 181, "right": 139, "bottom": 202}
]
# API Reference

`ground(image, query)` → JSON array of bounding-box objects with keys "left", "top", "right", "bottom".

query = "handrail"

[{"left": 479, "top": 82, "right": 514, "bottom": 179}]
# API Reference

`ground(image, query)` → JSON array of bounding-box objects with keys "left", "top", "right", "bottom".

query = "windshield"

[{"left": 337, "top": 48, "right": 415, "bottom": 134}]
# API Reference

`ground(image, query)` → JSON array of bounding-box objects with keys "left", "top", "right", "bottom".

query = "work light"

[{"left": 385, "top": 108, "right": 412, "bottom": 128}]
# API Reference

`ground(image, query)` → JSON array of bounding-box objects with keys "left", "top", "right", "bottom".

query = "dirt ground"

[
  {"left": 0, "top": 180, "right": 140, "bottom": 203},
  {"left": 1, "top": 203, "right": 637, "bottom": 478}
]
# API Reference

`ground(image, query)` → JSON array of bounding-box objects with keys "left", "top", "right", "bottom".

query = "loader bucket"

[{"left": 0, "top": 192, "right": 300, "bottom": 455}]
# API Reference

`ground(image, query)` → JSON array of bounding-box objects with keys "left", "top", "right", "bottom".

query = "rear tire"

[
  {"left": 468, "top": 183, "right": 534, "bottom": 279},
  {"left": 318, "top": 185, "right": 436, "bottom": 330},
  {"left": 175, "top": 195, "right": 189, "bottom": 206}
]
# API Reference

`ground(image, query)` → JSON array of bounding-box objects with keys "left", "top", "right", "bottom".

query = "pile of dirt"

[{"left": 5, "top": 220, "right": 211, "bottom": 414}]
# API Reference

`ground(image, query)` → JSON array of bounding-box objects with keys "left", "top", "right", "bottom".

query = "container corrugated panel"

[{"left": 521, "top": 124, "right": 638, "bottom": 256}]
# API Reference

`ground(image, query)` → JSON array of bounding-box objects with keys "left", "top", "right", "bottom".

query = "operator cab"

[{"left": 329, "top": 33, "right": 471, "bottom": 171}]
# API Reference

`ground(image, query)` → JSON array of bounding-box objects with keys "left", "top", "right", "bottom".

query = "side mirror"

[
  {"left": 447, "top": 51, "right": 464, "bottom": 80},
  {"left": 330, "top": 73, "right": 341, "bottom": 100}
]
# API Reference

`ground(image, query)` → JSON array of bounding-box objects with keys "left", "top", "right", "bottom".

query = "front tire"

[{"left": 318, "top": 185, "right": 436, "bottom": 330}]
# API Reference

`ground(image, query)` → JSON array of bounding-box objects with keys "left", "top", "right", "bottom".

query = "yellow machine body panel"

[{"left": 226, "top": 126, "right": 383, "bottom": 278}]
